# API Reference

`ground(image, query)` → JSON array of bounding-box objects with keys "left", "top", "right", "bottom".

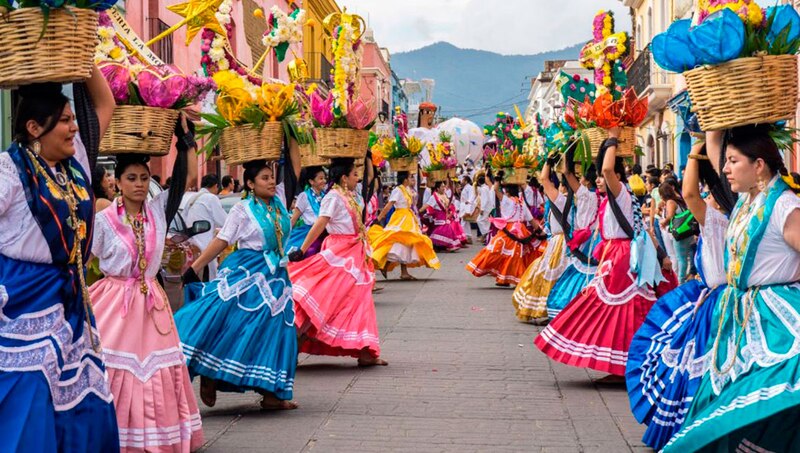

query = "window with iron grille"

[{"left": 148, "top": 18, "right": 173, "bottom": 64}]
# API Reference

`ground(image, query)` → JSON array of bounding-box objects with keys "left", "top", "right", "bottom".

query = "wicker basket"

[
  {"left": 388, "top": 156, "right": 418, "bottom": 172},
  {"left": 0, "top": 8, "right": 98, "bottom": 88},
  {"left": 219, "top": 122, "right": 283, "bottom": 165},
  {"left": 428, "top": 168, "right": 457, "bottom": 182},
  {"left": 299, "top": 144, "right": 330, "bottom": 167},
  {"left": 316, "top": 128, "right": 370, "bottom": 159},
  {"left": 502, "top": 168, "right": 529, "bottom": 185},
  {"left": 583, "top": 128, "right": 609, "bottom": 156},
  {"left": 100, "top": 106, "right": 179, "bottom": 156},
  {"left": 684, "top": 55, "right": 799, "bottom": 131},
  {"left": 427, "top": 169, "right": 448, "bottom": 182},
  {"left": 616, "top": 127, "right": 636, "bottom": 158}
]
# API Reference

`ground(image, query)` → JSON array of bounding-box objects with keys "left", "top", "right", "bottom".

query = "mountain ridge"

[{"left": 392, "top": 41, "right": 584, "bottom": 125}]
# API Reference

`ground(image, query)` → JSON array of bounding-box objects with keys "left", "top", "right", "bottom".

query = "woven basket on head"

[
  {"left": 299, "top": 144, "right": 330, "bottom": 167},
  {"left": 427, "top": 169, "right": 448, "bottom": 182},
  {"left": 685, "top": 55, "right": 799, "bottom": 131},
  {"left": 584, "top": 127, "right": 609, "bottom": 156},
  {"left": 100, "top": 106, "right": 179, "bottom": 156},
  {"left": 616, "top": 127, "right": 636, "bottom": 158},
  {"left": 502, "top": 168, "right": 528, "bottom": 185},
  {"left": 388, "top": 157, "right": 418, "bottom": 172},
  {"left": 316, "top": 128, "right": 370, "bottom": 159},
  {"left": 0, "top": 8, "right": 98, "bottom": 88},
  {"left": 219, "top": 122, "right": 283, "bottom": 165}
]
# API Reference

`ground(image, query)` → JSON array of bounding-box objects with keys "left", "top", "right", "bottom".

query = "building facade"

[{"left": 358, "top": 30, "right": 392, "bottom": 120}]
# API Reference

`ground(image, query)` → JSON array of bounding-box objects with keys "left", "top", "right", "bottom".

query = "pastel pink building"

[
  {"left": 122, "top": 0, "right": 301, "bottom": 181},
  {"left": 358, "top": 30, "right": 392, "bottom": 120}
]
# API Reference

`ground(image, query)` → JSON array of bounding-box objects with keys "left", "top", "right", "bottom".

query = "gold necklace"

[
  {"left": 27, "top": 150, "right": 100, "bottom": 353},
  {"left": 123, "top": 203, "right": 149, "bottom": 296},
  {"left": 712, "top": 194, "right": 760, "bottom": 376},
  {"left": 261, "top": 197, "right": 285, "bottom": 257}
]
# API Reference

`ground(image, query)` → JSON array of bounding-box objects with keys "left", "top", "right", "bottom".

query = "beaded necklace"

[{"left": 27, "top": 150, "right": 100, "bottom": 352}]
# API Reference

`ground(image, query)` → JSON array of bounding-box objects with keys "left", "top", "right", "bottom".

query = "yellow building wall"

[{"left": 303, "top": 0, "right": 340, "bottom": 87}]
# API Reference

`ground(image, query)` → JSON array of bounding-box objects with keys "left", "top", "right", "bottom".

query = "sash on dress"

[{"left": 7, "top": 142, "right": 94, "bottom": 313}]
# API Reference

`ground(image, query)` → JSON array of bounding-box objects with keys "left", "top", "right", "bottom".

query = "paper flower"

[{"left": 310, "top": 92, "right": 334, "bottom": 127}]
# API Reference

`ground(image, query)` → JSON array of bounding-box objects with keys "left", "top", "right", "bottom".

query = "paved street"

[{"left": 193, "top": 244, "right": 650, "bottom": 453}]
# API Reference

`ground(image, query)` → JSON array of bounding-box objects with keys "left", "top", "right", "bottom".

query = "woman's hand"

[
  {"left": 661, "top": 257, "right": 673, "bottom": 272},
  {"left": 607, "top": 126, "right": 621, "bottom": 139}
]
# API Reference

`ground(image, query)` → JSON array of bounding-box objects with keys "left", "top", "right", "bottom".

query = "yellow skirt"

[
  {"left": 512, "top": 233, "right": 569, "bottom": 321},
  {"left": 368, "top": 207, "right": 441, "bottom": 271}
]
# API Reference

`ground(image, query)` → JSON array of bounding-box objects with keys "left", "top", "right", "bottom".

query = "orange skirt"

[{"left": 466, "top": 223, "right": 544, "bottom": 285}]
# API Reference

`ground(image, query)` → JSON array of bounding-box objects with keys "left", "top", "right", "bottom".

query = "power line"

[{"left": 438, "top": 92, "right": 529, "bottom": 114}]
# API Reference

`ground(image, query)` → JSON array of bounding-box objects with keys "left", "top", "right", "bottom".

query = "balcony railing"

[
  {"left": 148, "top": 19, "right": 173, "bottom": 65},
  {"left": 627, "top": 47, "right": 651, "bottom": 96},
  {"left": 305, "top": 52, "right": 333, "bottom": 88}
]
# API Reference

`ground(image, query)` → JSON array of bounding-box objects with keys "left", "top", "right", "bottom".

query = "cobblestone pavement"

[{"left": 193, "top": 244, "right": 651, "bottom": 453}]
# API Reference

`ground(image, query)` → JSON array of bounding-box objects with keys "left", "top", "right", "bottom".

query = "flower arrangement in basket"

[
  {"left": 483, "top": 112, "right": 532, "bottom": 153},
  {"left": 563, "top": 88, "right": 647, "bottom": 160},
  {"left": 0, "top": 0, "right": 115, "bottom": 87},
  {"left": 96, "top": 12, "right": 216, "bottom": 156},
  {"left": 651, "top": 1, "right": 800, "bottom": 130},
  {"left": 489, "top": 148, "right": 536, "bottom": 185},
  {"left": 371, "top": 110, "right": 424, "bottom": 172},
  {"left": 423, "top": 131, "right": 458, "bottom": 182},
  {"left": 196, "top": 70, "right": 299, "bottom": 164},
  {"left": 311, "top": 10, "right": 376, "bottom": 159}
]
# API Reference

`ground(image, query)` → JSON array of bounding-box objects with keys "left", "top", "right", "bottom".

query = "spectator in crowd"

[
  {"left": 659, "top": 177, "right": 695, "bottom": 282},
  {"left": 185, "top": 174, "right": 229, "bottom": 280},
  {"left": 163, "top": 176, "right": 172, "bottom": 190},
  {"left": 219, "top": 175, "right": 235, "bottom": 196}
]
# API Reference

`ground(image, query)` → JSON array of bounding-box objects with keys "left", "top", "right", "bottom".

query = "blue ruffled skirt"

[
  {"left": 625, "top": 278, "right": 724, "bottom": 451},
  {"left": 0, "top": 254, "right": 119, "bottom": 452},
  {"left": 176, "top": 248, "right": 298, "bottom": 400},
  {"left": 546, "top": 257, "right": 597, "bottom": 319}
]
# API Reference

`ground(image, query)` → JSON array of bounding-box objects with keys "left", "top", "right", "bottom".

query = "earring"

[
  {"left": 31, "top": 140, "right": 41, "bottom": 155},
  {"left": 757, "top": 177, "right": 767, "bottom": 193}
]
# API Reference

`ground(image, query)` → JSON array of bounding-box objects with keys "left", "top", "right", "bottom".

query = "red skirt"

[
  {"left": 534, "top": 239, "right": 677, "bottom": 375},
  {"left": 466, "top": 222, "right": 543, "bottom": 285}
]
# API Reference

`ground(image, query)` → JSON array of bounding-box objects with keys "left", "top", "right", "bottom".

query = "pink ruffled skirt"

[
  {"left": 90, "top": 277, "right": 203, "bottom": 452},
  {"left": 289, "top": 235, "right": 381, "bottom": 358}
]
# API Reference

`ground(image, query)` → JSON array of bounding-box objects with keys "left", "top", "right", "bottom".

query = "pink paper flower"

[
  {"left": 346, "top": 99, "right": 376, "bottom": 130},
  {"left": 310, "top": 92, "right": 334, "bottom": 127}
]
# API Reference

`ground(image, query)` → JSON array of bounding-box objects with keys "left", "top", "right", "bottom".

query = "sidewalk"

[{"left": 194, "top": 244, "right": 651, "bottom": 452}]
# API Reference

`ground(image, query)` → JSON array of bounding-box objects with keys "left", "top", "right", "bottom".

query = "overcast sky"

[{"left": 337, "top": 0, "right": 632, "bottom": 55}]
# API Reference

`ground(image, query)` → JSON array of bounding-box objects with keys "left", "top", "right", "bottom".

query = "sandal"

[
  {"left": 260, "top": 398, "right": 299, "bottom": 411},
  {"left": 357, "top": 357, "right": 389, "bottom": 367}
]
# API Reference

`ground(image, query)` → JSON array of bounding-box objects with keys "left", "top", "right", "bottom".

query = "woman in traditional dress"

[
  {"left": 0, "top": 76, "right": 120, "bottom": 450},
  {"left": 626, "top": 138, "right": 731, "bottom": 451},
  {"left": 467, "top": 178, "right": 542, "bottom": 287},
  {"left": 287, "top": 166, "right": 327, "bottom": 256},
  {"left": 369, "top": 171, "right": 440, "bottom": 281},
  {"left": 177, "top": 160, "right": 298, "bottom": 411},
  {"left": 664, "top": 126, "right": 800, "bottom": 452},
  {"left": 90, "top": 116, "right": 204, "bottom": 451},
  {"left": 534, "top": 129, "right": 677, "bottom": 378},
  {"left": 513, "top": 161, "right": 570, "bottom": 323},
  {"left": 545, "top": 160, "right": 602, "bottom": 320},
  {"left": 424, "top": 180, "right": 466, "bottom": 251},
  {"left": 289, "top": 159, "right": 388, "bottom": 367}
]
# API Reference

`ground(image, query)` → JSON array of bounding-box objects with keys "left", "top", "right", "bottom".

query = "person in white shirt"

[
  {"left": 476, "top": 172, "right": 496, "bottom": 240},
  {"left": 185, "top": 174, "right": 228, "bottom": 280},
  {"left": 458, "top": 175, "right": 478, "bottom": 243}
]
